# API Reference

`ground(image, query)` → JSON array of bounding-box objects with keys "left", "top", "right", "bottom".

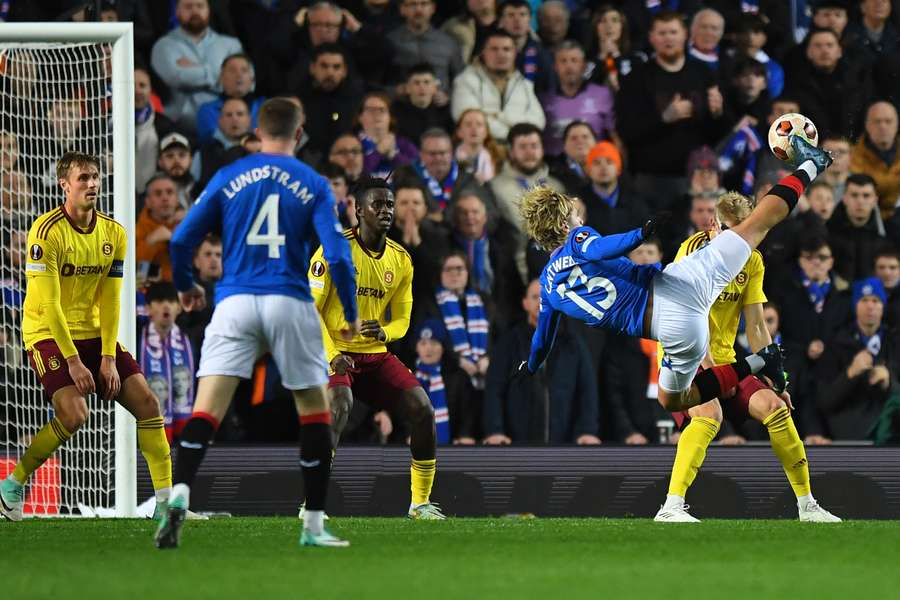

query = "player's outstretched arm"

[
  {"left": 574, "top": 225, "right": 647, "bottom": 262},
  {"left": 312, "top": 183, "right": 358, "bottom": 325},
  {"left": 526, "top": 287, "right": 563, "bottom": 373}
]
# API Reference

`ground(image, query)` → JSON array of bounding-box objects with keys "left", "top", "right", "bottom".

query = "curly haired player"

[{"left": 518, "top": 136, "right": 832, "bottom": 417}]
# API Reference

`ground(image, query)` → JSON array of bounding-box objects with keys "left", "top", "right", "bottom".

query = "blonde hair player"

[
  {"left": 517, "top": 136, "right": 832, "bottom": 421},
  {"left": 653, "top": 191, "right": 840, "bottom": 523}
]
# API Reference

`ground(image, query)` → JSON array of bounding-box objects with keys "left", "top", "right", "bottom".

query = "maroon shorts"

[
  {"left": 328, "top": 352, "right": 420, "bottom": 406},
  {"left": 27, "top": 338, "right": 142, "bottom": 401},
  {"left": 673, "top": 374, "right": 771, "bottom": 429}
]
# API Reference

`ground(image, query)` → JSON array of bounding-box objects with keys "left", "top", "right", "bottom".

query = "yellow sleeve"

[
  {"left": 743, "top": 252, "right": 768, "bottom": 306},
  {"left": 98, "top": 224, "right": 126, "bottom": 356},
  {"left": 308, "top": 246, "right": 340, "bottom": 363},
  {"left": 382, "top": 256, "right": 413, "bottom": 343},
  {"left": 673, "top": 239, "right": 689, "bottom": 263},
  {"left": 25, "top": 227, "right": 77, "bottom": 358}
]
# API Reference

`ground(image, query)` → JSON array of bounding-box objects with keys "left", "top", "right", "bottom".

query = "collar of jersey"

[
  {"left": 352, "top": 227, "right": 386, "bottom": 259},
  {"left": 61, "top": 205, "right": 97, "bottom": 234}
]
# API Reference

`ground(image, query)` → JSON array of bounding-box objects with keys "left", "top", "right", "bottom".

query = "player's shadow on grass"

[
  {"left": 631, "top": 475, "right": 748, "bottom": 518},
  {"left": 762, "top": 473, "right": 890, "bottom": 519}
]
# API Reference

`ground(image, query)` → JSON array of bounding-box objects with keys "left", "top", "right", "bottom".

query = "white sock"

[
  {"left": 172, "top": 482, "right": 191, "bottom": 508},
  {"left": 304, "top": 509, "right": 325, "bottom": 535},
  {"left": 797, "top": 494, "right": 814, "bottom": 508},
  {"left": 155, "top": 487, "right": 171, "bottom": 503},
  {"left": 798, "top": 159, "right": 818, "bottom": 181},
  {"left": 664, "top": 494, "right": 685, "bottom": 509},
  {"left": 746, "top": 354, "right": 765, "bottom": 374}
]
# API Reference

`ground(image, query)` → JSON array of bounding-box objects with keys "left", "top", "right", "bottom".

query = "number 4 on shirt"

[{"left": 246, "top": 193, "right": 286, "bottom": 258}]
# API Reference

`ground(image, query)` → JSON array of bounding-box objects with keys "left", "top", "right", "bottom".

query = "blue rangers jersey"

[
  {"left": 170, "top": 152, "right": 357, "bottom": 322},
  {"left": 527, "top": 226, "right": 660, "bottom": 372}
]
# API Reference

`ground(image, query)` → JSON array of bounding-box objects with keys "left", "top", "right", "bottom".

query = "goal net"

[{"left": 0, "top": 25, "right": 136, "bottom": 517}]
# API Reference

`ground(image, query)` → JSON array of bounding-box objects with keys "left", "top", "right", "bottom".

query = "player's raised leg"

[
  {"left": 731, "top": 136, "right": 833, "bottom": 250},
  {"left": 1, "top": 385, "right": 84, "bottom": 521}
]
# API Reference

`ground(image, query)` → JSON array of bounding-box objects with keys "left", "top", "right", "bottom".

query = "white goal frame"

[{"left": 2, "top": 22, "right": 137, "bottom": 517}]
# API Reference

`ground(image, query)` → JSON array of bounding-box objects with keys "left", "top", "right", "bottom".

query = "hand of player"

[
  {"left": 624, "top": 432, "right": 648, "bottom": 445},
  {"left": 641, "top": 211, "right": 670, "bottom": 239},
  {"left": 483, "top": 433, "right": 512, "bottom": 445},
  {"left": 176, "top": 56, "right": 198, "bottom": 68},
  {"left": 67, "top": 356, "right": 95, "bottom": 395},
  {"left": 779, "top": 390, "right": 794, "bottom": 411},
  {"left": 178, "top": 283, "right": 206, "bottom": 312},
  {"left": 330, "top": 353, "right": 355, "bottom": 376},
  {"left": 98, "top": 355, "right": 120, "bottom": 400},
  {"left": 340, "top": 318, "right": 361, "bottom": 341},
  {"left": 359, "top": 319, "right": 387, "bottom": 342},
  {"left": 718, "top": 434, "right": 747, "bottom": 445},
  {"left": 661, "top": 93, "right": 693, "bottom": 123},
  {"left": 576, "top": 434, "right": 602, "bottom": 445}
]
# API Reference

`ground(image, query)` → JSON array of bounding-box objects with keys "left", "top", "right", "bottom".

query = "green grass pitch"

[{"left": 3, "top": 518, "right": 899, "bottom": 600}]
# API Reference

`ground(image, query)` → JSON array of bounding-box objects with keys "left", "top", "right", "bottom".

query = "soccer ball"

[{"left": 768, "top": 113, "right": 818, "bottom": 162}]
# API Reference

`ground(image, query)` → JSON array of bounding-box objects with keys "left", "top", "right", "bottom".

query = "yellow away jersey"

[
  {"left": 22, "top": 206, "right": 127, "bottom": 357},
  {"left": 676, "top": 230, "right": 767, "bottom": 364},
  {"left": 309, "top": 228, "right": 413, "bottom": 361}
]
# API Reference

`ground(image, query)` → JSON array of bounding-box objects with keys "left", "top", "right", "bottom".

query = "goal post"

[{"left": 0, "top": 23, "right": 136, "bottom": 517}]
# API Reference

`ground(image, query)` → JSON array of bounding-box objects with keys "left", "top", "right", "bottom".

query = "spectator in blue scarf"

[{"left": 413, "top": 318, "right": 479, "bottom": 445}]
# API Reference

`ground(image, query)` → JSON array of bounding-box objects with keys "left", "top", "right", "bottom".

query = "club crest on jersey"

[
  {"left": 384, "top": 270, "right": 394, "bottom": 284},
  {"left": 736, "top": 271, "right": 748, "bottom": 285},
  {"left": 30, "top": 244, "right": 43, "bottom": 260},
  {"left": 574, "top": 231, "right": 589, "bottom": 244},
  {"left": 48, "top": 356, "right": 60, "bottom": 371},
  {"left": 311, "top": 260, "right": 326, "bottom": 277},
  {"left": 102, "top": 242, "right": 113, "bottom": 256}
]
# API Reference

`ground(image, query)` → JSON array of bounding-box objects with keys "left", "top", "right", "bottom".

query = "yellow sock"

[
  {"left": 137, "top": 416, "right": 172, "bottom": 492},
  {"left": 11, "top": 417, "right": 71, "bottom": 484},
  {"left": 410, "top": 458, "right": 436, "bottom": 506},
  {"left": 667, "top": 417, "right": 720, "bottom": 497},
  {"left": 763, "top": 407, "right": 811, "bottom": 498}
]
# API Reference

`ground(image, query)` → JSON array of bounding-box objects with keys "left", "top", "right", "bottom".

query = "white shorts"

[
  {"left": 650, "top": 230, "right": 751, "bottom": 393},
  {"left": 197, "top": 294, "right": 329, "bottom": 390}
]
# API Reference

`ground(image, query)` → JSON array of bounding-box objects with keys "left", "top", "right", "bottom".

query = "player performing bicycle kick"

[{"left": 518, "top": 136, "right": 833, "bottom": 413}]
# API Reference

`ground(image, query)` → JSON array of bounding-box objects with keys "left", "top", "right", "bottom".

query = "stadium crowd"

[{"left": 2, "top": 0, "right": 900, "bottom": 447}]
